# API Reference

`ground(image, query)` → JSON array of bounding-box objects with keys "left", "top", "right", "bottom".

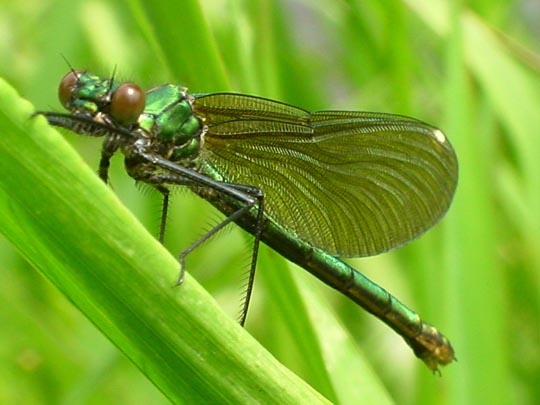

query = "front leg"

[{"left": 99, "top": 135, "right": 120, "bottom": 183}]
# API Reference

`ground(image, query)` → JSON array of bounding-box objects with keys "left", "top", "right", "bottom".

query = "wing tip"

[{"left": 432, "top": 128, "right": 447, "bottom": 144}]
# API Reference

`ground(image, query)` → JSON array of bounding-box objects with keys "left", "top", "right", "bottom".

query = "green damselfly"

[{"left": 37, "top": 70, "right": 458, "bottom": 371}]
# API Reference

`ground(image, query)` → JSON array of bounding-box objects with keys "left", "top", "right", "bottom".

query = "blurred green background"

[{"left": 1, "top": 0, "right": 539, "bottom": 403}]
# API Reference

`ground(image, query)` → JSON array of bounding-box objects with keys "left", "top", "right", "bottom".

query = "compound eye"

[
  {"left": 58, "top": 70, "right": 85, "bottom": 108},
  {"left": 110, "top": 82, "right": 146, "bottom": 125}
]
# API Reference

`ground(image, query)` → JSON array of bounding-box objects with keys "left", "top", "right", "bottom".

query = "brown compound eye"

[
  {"left": 110, "top": 82, "right": 146, "bottom": 125},
  {"left": 58, "top": 70, "right": 85, "bottom": 108}
]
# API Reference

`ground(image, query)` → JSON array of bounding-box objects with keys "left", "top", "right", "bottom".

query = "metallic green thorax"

[{"left": 137, "top": 85, "right": 202, "bottom": 162}]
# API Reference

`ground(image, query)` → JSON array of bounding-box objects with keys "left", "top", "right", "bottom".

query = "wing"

[{"left": 194, "top": 93, "right": 458, "bottom": 257}]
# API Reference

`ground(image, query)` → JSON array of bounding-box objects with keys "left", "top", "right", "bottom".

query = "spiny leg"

[
  {"left": 238, "top": 188, "right": 264, "bottom": 327},
  {"left": 127, "top": 155, "right": 265, "bottom": 325},
  {"left": 156, "top": 185, "right": 170, "bottom": 245},
  {"left": 175, "top": 183, "right": 264, "bottom": 325},
  {"left": 176, "top": 196, "right": 258, "bottom": 287}
]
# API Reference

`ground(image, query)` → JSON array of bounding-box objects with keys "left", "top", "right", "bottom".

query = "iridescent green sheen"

[{"left": 38, "top": 70, "right": 458, "bottom": 371}]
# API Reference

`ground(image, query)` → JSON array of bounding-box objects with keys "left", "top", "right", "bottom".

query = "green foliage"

[{"left": 0, "top": 0, "right": 538, "bottom": 403}]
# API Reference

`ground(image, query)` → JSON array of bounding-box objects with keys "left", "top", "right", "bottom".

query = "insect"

[{"left": 37, "top": 69, "right": 458, "bottom": 371}]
